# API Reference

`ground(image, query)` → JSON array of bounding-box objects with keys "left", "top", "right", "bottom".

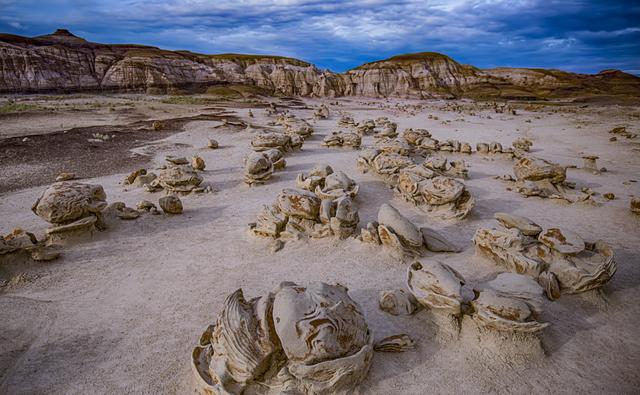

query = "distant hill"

[{"left": 1, "top": 29, "right": 638, "bottom": 100}]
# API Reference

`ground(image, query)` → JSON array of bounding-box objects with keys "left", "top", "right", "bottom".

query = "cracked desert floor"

[{"left": 1, "top": 94, "right": 639, "bottom": 394}]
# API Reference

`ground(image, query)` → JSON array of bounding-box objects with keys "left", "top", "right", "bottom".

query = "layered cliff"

[
  {"left": 1, "top": 29, "right": 638, "bottom": 99},
  {"left": 0, "top": 29, "right": 340, "bottom": 95}
]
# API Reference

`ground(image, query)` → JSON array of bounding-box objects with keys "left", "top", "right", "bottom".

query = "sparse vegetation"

[
  {"left": 160, "top": 96, "right": 219, "bottom": 105},
  {"left": 0, "top": 101, "right": 45, "bottom": 113}
]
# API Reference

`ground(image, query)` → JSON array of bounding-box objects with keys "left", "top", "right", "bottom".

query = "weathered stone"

[
  {"left": 315, "top": 171, "right": 359, "bottom": 200},
  {"left": 132, "top": 172, "right": 157, "bottom": 188},
  {"left": 244, "top": 152, "right": 274, "bottom": 185},
  {"left": 108, "top": 202, "right": 141, "bottom": 220},
  {"left": 402, "top": 128, "right": 431, "bottom": 146},
  {"left": 474, "top": 218, "right": 617, "bottom": 296},
  {"left": 374, "top": 334, "right": 415, "bottom": 352},
  {"left": 32, "top": 182, "right": 107, "bottom": 226},
  {"left": 159, "top": 195, "right": 183, "bottom": 214},
  {"left": 494, "top": 212, "right": 542, "bottom": 236},
  {"left": 192, "top": 282, "right": 373, "bottom": 395},
  {"left": 55, "top": 172, "right": 76, "bottom": 182},
  {"left": 276, "top": 189, "right": 320, "bottom": 220},
  {"left": 476, "top": 143, "right": 489, "bottom": 153},
  {"left": 471, "top": 287, "right": 548, "bottom": 333},
  {"left": 136, "top": 200, "right": 157, "bottom": 211},
  {"left": 538, "top": 228, "right": 585, "bottom": 254},
  {"left": 165, "top": 156, "right": 189, "bottom": 165},
  {"left": 407, "top": 261, "right": 466, "bottom": 315},
  {"left": 251, "top": 132, "right": 292, "bottom": 152},
  {"left": 191, "top": 156, "right": 206, "bottom": 171},
  {"left": 513, "top": 137, "right": 533, "bottom": 152},
  {"left": 124, "top": 169, "right": 146, "bottom": 185},
  {"left": 263, "top": 149, "right": 286, "bottom": 170},
  {"left": 157, "top": 165, "right": 203, "bottom": 193},
  {"left": 420, "top": 227, "right": 460, "bottom": 252},
  {"left": 377, "top": 204, "right": 422, "bottom": 248},
  {"left": 513, "top": 157, "right": 566, "bottom": 184},
  {"left": 379, "top": 289, "right": 418, "bottom": 315}
]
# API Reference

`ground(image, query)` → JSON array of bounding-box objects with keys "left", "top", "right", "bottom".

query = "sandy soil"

[{"left": 1, "top": 95, "right": 639, "bottom": 394}]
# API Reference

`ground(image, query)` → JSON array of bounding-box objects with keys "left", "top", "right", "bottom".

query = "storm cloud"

[{"left": 1, "top": 0, "right": 638, "bottom": 74}]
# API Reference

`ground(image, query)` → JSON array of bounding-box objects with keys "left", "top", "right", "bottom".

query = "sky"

[{"left": 0, "top": 0, "right": 639, "bottom": 74}]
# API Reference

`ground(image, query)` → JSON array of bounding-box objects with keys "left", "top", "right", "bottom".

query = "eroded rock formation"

[
  {"left": 473, "top": 213, "right": 616, "bottom": 298},
  {"left": 192, "top": 282, "right": 374, "bottom": 395},
  {"left": 250, "top": 166, "right": 361, "bottom": 241},
  {"left": 3, "top": 31, "right": 638, "bottom": 99},
  {"left": 32, "top": 181, "right": 108, "bottom": 243}
]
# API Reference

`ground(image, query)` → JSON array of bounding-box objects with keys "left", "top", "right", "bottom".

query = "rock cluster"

[
  {"left": 359, "top": 204, "right": 459, "bottom": 259},
  {"left": 1, "top": 228, "right": 60, "bottom": 267},
  {"left": 381, "top": 262, "right": 549, "bottom": 335},
  {"left": 250, "top": 166, "right": 360, "bottom": 241},
  {"left": 251, "top": 131, "right": 301, "bottom": 152},
  {"left": 245, "top": 116, "right": 312, "bottom": 186},
  {"left": 504, "top": 156, "right": 593, "bottom": 203},
  {"left": 475, "top": 141, "right": 514, "bottom": 156},
  {"left": 473, "top": 213, "right": 616, "bottom": 299},
  {"left": 357, "top": 136, "right": 475, "bottom": 220},
  {"left": 150, "top": 164, "right": 204, "bottom": 194},
  {"left": 396, "top": 166, "right": 474, "bottom": 220},
  {"left": 322, "top": 130, "right": 362, "bottom": 149},
  {"left": 278, "top": 114, "right": 314, "bottom": 139},
  {"left": 192, "top": 282, "right": 374, "bottom": 395}
]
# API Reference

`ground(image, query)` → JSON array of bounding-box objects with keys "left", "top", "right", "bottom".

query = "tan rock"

[
  {"left": 244, "top": 152, "right": 274, "bottom": 185},
  {"left": 32, "top": 181, "right": 107, "bottom": 226},
  {"left": 165, "top": 156, "right": 189, "bottom": 165},
  {"left": 157, "top": 165, "right": 203, "bottom": 193},
  {"left": 513, "top": 156, "right": 566, "bottom": 184},
  {"left": 159, "top": 196, "right": 183, "bottom": 214},
  {"left": 538, "top": 228, "right": 585, "bottom": 254},
  {"left": 276, "top": 189, "right": 320, "bottom": 220},
  {"left": 191, "top": 156, "right": 206, "bottom": 171},
  {"left": 631, "top": 197, "right": 640, "bottom": 214},
  {"left": 407, "top": 261, "right": 466, "bottom": 315},
  {"left": 124, "top": 169, "right": 146, "bottom": 185},
  {"left": 494, "top": 212, "right": 542, "bottom": 236},
  {"left": 55, "top": 172, "right": 76, "bottom": 182},
  {"left": 374, "top": 334, "right": 415, "bottom": 352}
]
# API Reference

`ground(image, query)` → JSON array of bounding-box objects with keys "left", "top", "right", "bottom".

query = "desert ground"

[{"left": 1, "top": 93, "right": 639, "bottom": 394}]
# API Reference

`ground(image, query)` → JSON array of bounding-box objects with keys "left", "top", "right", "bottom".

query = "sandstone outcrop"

[{"left": 2, "top": 31, "right": 638, "bottom": 99}]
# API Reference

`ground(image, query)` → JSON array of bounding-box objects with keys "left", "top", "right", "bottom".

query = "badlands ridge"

[{"left": 1, "top": 29, "right": 640, "bottom": 100}]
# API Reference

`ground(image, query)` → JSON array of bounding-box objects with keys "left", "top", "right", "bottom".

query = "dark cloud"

[{"left": 0, "top": 0, "right": 638, "bottom": 74}]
